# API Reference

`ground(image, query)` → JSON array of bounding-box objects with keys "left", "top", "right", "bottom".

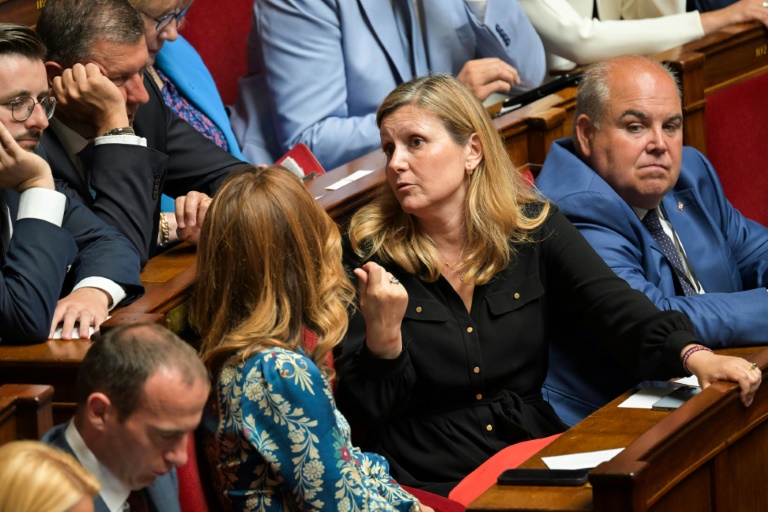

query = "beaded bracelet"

[{"left": 682, "top": 344, "right": 714, "bottom": 375}]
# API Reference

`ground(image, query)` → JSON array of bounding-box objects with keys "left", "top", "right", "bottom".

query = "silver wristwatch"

[{"left": 100, "top": 126, "right": 136, "bottom": 137}]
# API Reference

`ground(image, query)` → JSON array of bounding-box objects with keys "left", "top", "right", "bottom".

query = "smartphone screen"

[
  {"left": 651, "top": 386, "right": 701, "bottom": 411},
  {"left": 497, "top": 468, "right": 590, "bottom": 486}
]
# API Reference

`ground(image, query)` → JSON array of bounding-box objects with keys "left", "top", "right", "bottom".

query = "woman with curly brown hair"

[{"left": 192, "top": 166, "right": 432, "bottom": 512}]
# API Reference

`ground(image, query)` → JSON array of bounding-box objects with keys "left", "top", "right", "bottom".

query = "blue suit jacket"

[
  {"left": 0, "top": 183, "right": 143, "bottom": 344},
  {"left": 231, "top": 0, "right": 546, "bottom": 169},
  {"left": 155, "top": 35, "right": 245, "bottom": 162},
  {"left": 535, "top": 139, "right": 768, "bottom": 425},
  {"left": 43, "top": 423, "right": 181, "bottom": 512}
]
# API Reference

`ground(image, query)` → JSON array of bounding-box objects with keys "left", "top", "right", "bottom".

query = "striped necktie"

[{"left": 642, "top": 209, "right": 697, "bottom": 296}]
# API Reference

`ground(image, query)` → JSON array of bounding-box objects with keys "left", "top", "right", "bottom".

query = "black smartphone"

[
  {"left": 497, "top": 468, "right": 590, "bottom": 486},
  {"left": 491, "top": 71, "right": 584, "bottom": 118},
  {"left": 651, "top": 385, "right": 701, "bottom": 411}
]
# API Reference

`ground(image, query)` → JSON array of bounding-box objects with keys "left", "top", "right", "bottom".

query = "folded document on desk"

[
  {"left": 542, "top": 448, "right": 624, "bottom": 470},
  {"left": 618, "top": 377, "right": 701, "bottom": 410}
]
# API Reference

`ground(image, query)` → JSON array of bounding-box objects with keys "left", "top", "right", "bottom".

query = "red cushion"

[
  {"left": 177, "top": 431, "right": 209, "bottom": 512},
  {"left": 181, "top": 0, "right": 253, "bottom": 105},
  {"left": 401, "top": 486, "right": 466, "bottom": 512},
  {"left": 705, "top": 73, "right": 768, "bottom": 226},
  {"left": 448, "top": 434, "right": 561, "bottom": 506}
]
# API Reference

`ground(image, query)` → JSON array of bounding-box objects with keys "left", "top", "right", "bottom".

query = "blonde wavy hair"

[
  {"left": 192, "top": 166, "right": 355, "bottom": 378},
  {"left": 0, "top": 440, "right": 100, "bottom": 512},
  {"left": 349, "top": 74, "right": 550, "bottom": 284}
]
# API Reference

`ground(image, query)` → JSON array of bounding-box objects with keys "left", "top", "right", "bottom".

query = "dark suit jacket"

[
  {"left": 43, "top": 423, "right": 181, "bottom": 512},
  {"left": 39, "top": 73, "right": 246, "bottom": 266},
  {"left": 0, "top": 182, "right": 142, "bottom": 344},
  {"left": 536, "top": 139, "right": 768, "bottom": 425}
]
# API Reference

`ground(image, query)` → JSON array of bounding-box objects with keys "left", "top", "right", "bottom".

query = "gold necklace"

[
  {"left": 147, "top": 64, "right": 164, "bottom": 90},
  {"left": 443, "top": 260, "right": 467, "bottom": 281}
]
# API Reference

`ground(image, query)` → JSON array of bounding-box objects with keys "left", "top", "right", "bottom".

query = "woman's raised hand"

[{"left": 354, "top": 261, "right": 408, "bottom": 359}]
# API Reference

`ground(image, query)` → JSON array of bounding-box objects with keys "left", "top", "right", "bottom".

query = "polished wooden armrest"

[
  {"left": 0, "top": 384, "right": 54, "bottom": 444},
  {"left": 0, "top": 0, "right": 43, "bottom": 27},
  {"left": 307, "top": 149, "right": 387, "bottom": 225},
  {"left": 469, "top": 347, "right": 768, "bottom": 512}
]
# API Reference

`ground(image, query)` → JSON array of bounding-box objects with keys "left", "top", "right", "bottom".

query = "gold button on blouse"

[
  {"left": 415, "top": 306, "right": 422, "bottom": 313},
  {"left": 486, "top": 424, "right": 493, "bottom": 432},
  {"left": 473, "top": 366, "right": 480, "bottom": 374},
  {"left": 476, "top": 393, "right": 483, "bottom": 400},
  {"left": 467, "top": 327, "right": 474, "bottom": 333},
  {"left": 514, "top": 292, "right": 520, "bottom": 299}
]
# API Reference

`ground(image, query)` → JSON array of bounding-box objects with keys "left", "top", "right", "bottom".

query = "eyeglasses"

[
  {"left": 1, "top": 96, "right": 57, "bottom": 122},
  {"left": 141, "top": 6, "right": 190, "bottom": 32}
]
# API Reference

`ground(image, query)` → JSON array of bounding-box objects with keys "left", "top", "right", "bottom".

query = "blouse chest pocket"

[
  {"left": 486, "top": 274, "right": 545, "bottom": 316},
  {"left": 403, "top": 298, "right": 450, "bottom": 323}
]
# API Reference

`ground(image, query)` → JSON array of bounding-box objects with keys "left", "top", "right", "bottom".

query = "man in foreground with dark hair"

[
  {"left": 36, "top": 0, "right": 248, "bottom": 266},
  {"left": 43, "top": 323, "right": 210, "bottom": 512},
  {"left": 0, "top": 22, "right": 142, "bottom": 343}
]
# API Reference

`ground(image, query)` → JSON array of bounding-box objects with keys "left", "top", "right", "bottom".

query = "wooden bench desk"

[
  {"left": 0, "top": 149, "right": 387, "bottom": 424},
  {"left": 0, "top": 384, "right": 53, "bottom": 445},
  {"left": 491, "top": 87, "right": 577, "bottom": 171},
  {"left": 469, "top": 346, "right": 768, "bottom": 512},
  {"left": 0, "top": 243, "right": 197, "bottom": 424},
  {"left": 0, "top": 0, "right": 43, "bottom": 27}
]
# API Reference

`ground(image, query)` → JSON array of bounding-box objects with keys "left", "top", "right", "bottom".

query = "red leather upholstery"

[
  {"left": 448, "top": 434, "right": 561, "bottom": 506},
  {"left": 177, "top": 431, "right": 210, "bottom": 512},
  {"left": 181, "top": 0, "right": 253, "bottom": 105},
  {"left": 705, "top": 72, "right": 768, "bottom": 227}
]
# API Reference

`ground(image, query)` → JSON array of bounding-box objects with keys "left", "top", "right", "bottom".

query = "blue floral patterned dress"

[{"left": 203, "top": 347, "right": 421, "bottom": 511}]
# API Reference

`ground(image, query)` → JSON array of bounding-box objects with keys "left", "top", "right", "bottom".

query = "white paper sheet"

[
  {"left": 542, "top": 448, "right": 624, "bottom": 470},
  {"left": 52, "top": 316, "right": 111, "bottom": 340},
  {"left": 618, "top": 378, "right": 702, "bottom": 409},
  {"left": 325, "top": 170, "right": 374, "bottom": 191},
  {"left": 52, "top": 325, "right": 95, "bottom": 340}
]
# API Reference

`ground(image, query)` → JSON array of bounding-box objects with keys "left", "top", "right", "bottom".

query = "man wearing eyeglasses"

[
  {"left": 0, "top": 23, "right": 143, "bottom": 343},
  {"left": 35, "top": 0, "right": 248, "bottom": 267}
]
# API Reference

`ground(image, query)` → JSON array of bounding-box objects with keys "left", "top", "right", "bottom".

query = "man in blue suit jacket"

[
  {"left": 535, "top": 55, "right": 768, "bottom": 426},
  {"left": 232, "top": 0, "right": 547, "bottom": 169},
  {"left": 43, "top": 323, "right": 210, "bottom": 512},
  {"left": 0, "top": 23, "right": 142, "bottom": 344}
]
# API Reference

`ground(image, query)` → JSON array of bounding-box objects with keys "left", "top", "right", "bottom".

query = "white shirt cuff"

[
  {"left": 73, "top": 277, "right": 127, "bottom": 310},
  {"left": 94, "top": 134, "right": 147, "bottom": 147},
  {"left": 17, "top": 188, "right": 66, "bottom": 226}
]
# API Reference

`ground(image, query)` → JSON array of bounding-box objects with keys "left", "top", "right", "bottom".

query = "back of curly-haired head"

[
  {"left": 192, "top": 166, "right": 354, "bottom": 378},
  {"left": 0, "top": 440, "right": 100, "bottom": 512}
]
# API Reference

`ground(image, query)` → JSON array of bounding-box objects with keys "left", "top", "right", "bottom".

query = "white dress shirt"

[{"left": 65, "top": 420, "right": 132, "bottom": 512}]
